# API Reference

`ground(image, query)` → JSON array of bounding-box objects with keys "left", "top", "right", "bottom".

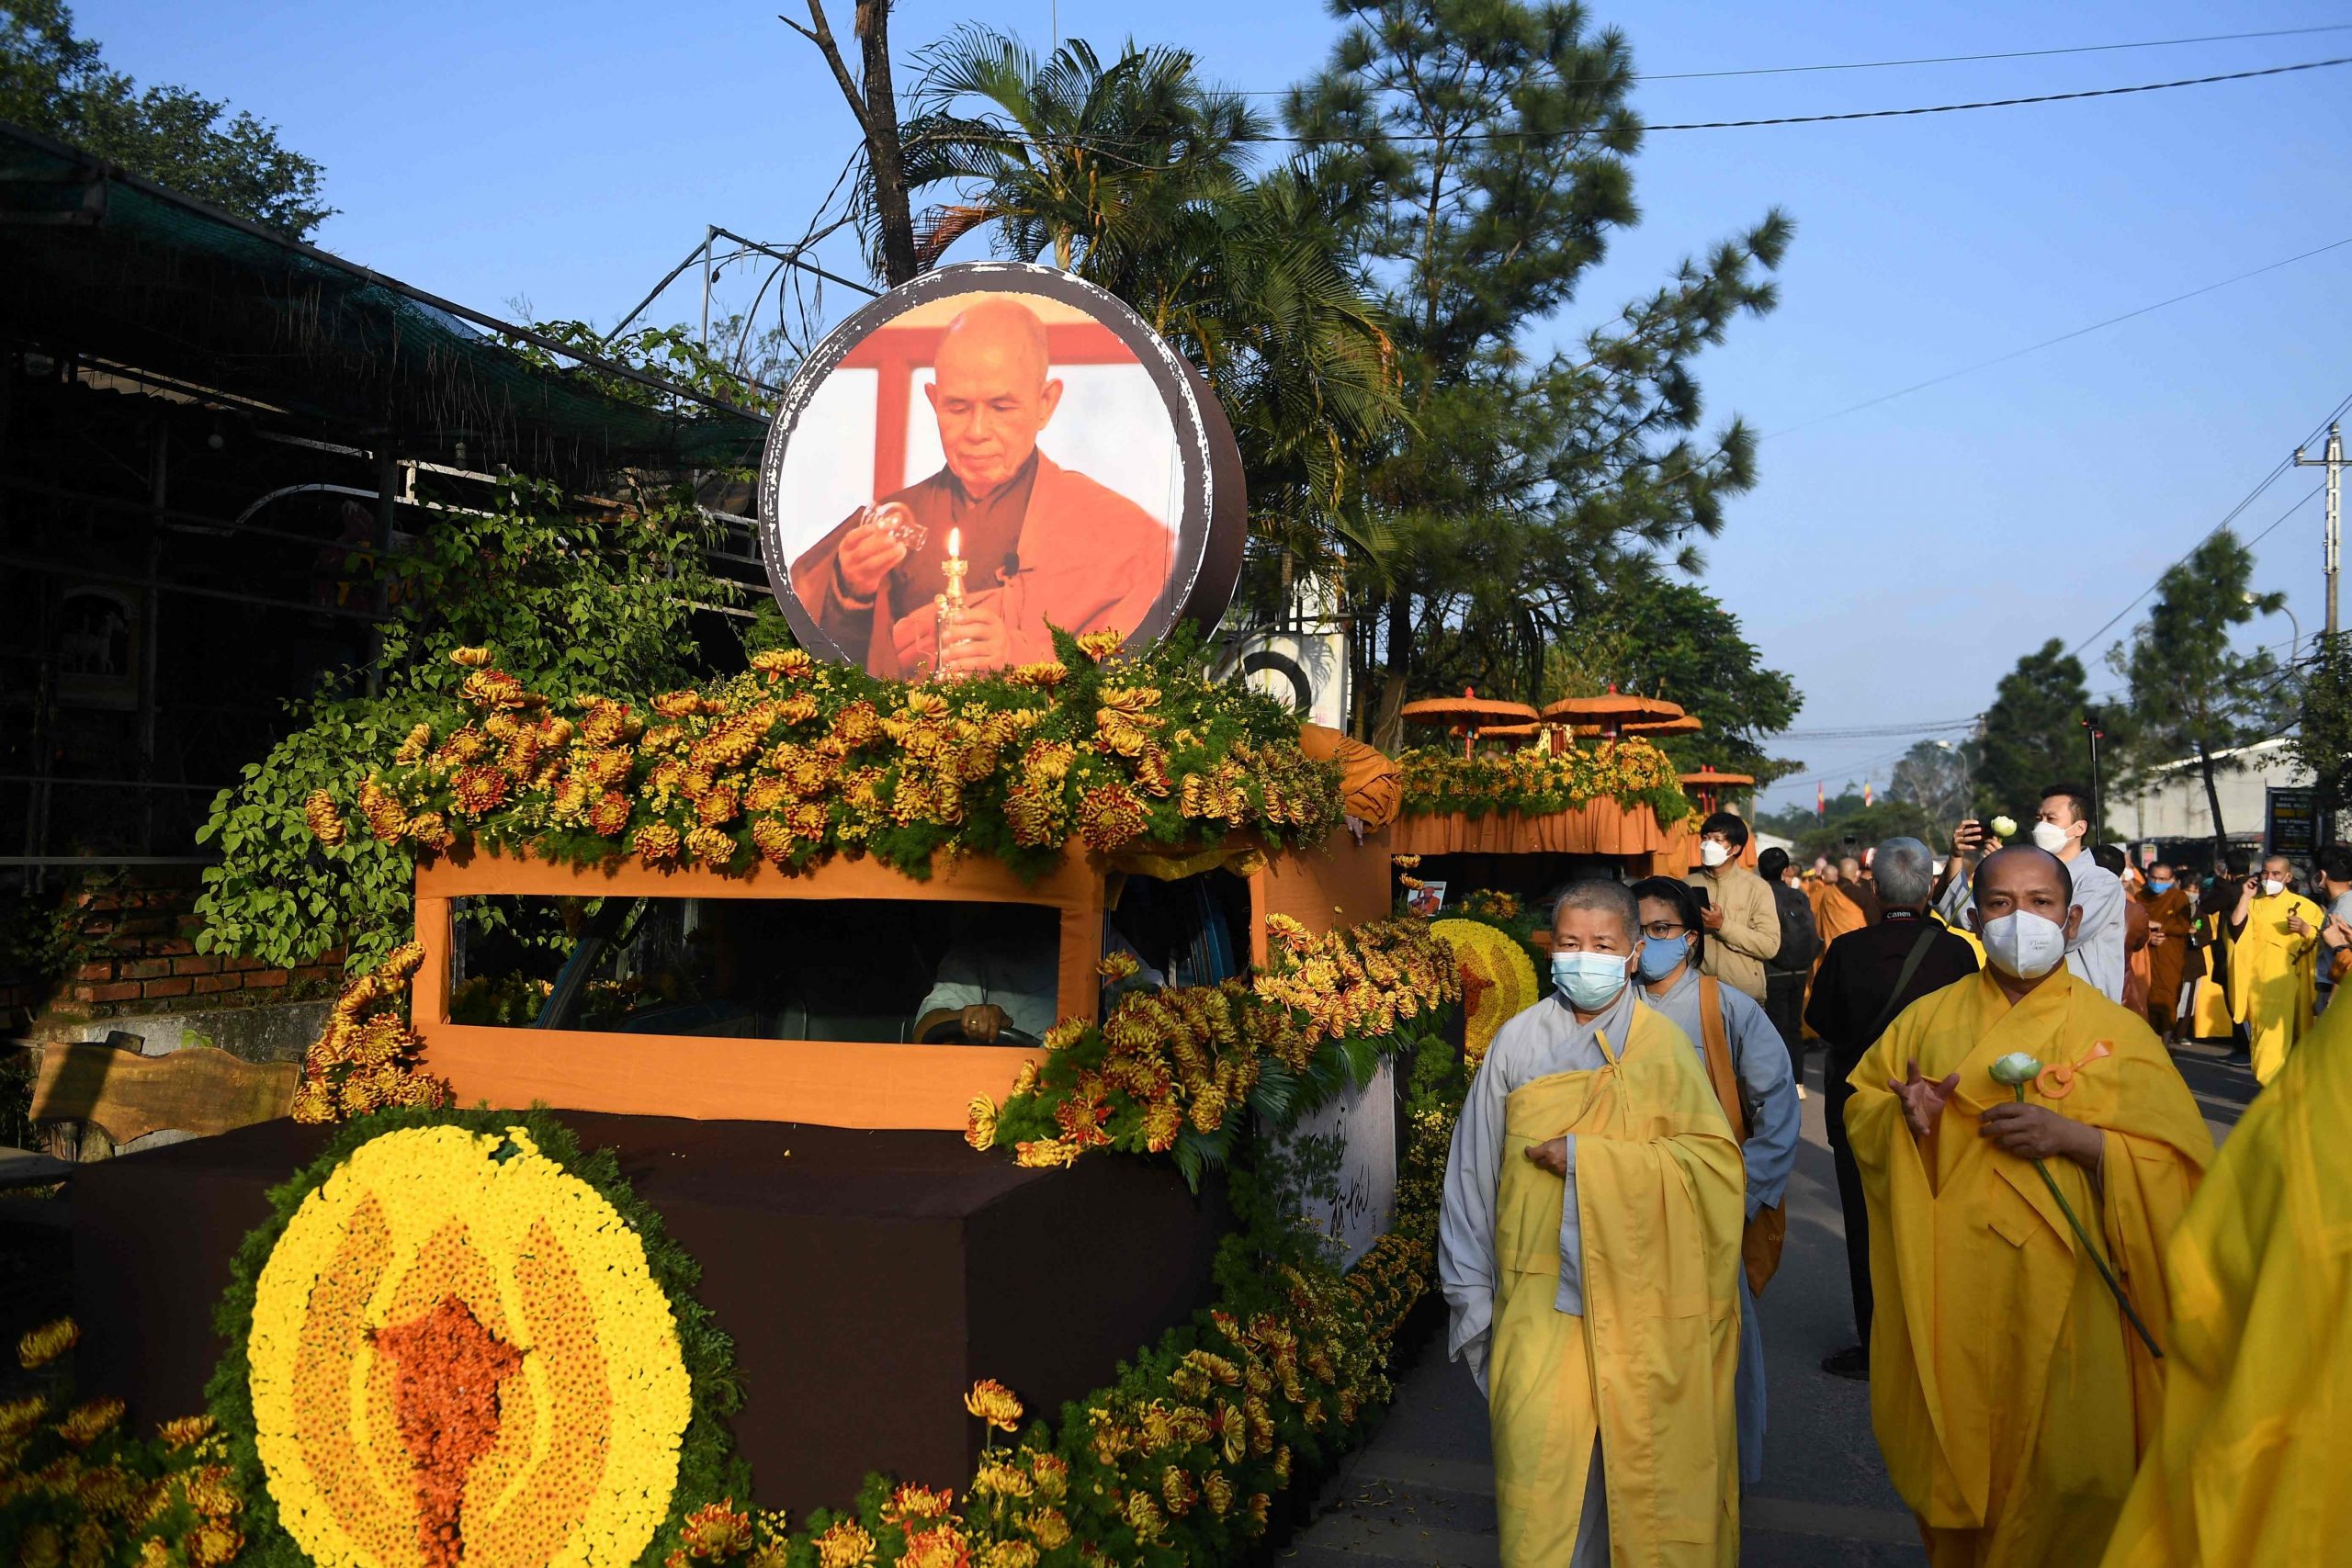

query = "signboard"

[
  {"left": 1215, "top": 581, "right": 1349, "bottom": 729},
  {"left": 757, "top": 262, "right": 1246, "bottom": 679},
  {"left": 1265, "top": 1061, "right": 1397, "bottom": 1270},
  {"left": 2263, "top": 785, "right": 2321, "bottom": 860}
]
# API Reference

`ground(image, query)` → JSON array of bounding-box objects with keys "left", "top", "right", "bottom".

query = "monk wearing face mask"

[
  {"left": 1439, "top": 879, "right": 1744, "bottom": 1566},
  {"left": 1845, "top": 846, "right": 2211, "bottom": 1568}
]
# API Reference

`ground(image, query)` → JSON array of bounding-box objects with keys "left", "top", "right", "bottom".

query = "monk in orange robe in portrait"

[{"left": 791, "top": 296, "right": 1174, "bottom": 679}]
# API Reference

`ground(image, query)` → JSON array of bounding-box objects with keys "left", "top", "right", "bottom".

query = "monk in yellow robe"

[
  {"left": 1847, "top": 846, "right": 2211, "bottom": 1568},
  {"left": 2227, "top": 855, "right": 2323, "bottom": 1085},
  {"left": 2098, "top": 997, "right": 2352, "bottom": 1565},
  {"left": 1440, "top": 879, "right": 1745, "bottom": 1566},
  {"left": 2138, "top": 866, "right": 2193, "bottom": 1039}
]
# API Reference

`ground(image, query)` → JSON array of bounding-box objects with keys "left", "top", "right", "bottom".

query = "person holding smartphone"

[{"left": 1939, "top": 783, "right": 2127, "bottom": 1004}]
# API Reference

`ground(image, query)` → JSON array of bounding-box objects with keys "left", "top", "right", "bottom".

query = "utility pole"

[
  {"left": 2295, "top": 420, "right": 2342, "bottom": 639},
  {"left": 2082, "top": 710, "right": 2106, "bottom": 845}
]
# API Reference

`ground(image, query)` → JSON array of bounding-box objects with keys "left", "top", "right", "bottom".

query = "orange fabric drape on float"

[{"left": 1389, "top": 803, "right": 1670, "bottom": 859}]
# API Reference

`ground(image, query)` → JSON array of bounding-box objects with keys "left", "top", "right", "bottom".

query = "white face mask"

[
  {"left": 1700, "top": 840, "right": 1731, "bottom": 868},
  {"left": 2029, "top": 819, "right": 2073, "bottom": 856},
  {"left": 2262, "top": 878, "right": 2285, "bottom": 897},
  {"left": 1979, "top": 908, "right": 2069, "bottom": 980}
]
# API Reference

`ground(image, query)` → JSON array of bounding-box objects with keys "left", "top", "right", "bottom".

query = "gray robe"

[
  {"left": 1439, "top": 983, "right": 1645, "bottom": 1568},
  {"left": 1638, "top": 964, "right": 1798, "bottom": 1485}
]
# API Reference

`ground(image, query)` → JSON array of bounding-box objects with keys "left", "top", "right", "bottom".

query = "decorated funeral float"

[
  {"left": 6, "top": 265, "right": 1522, "bottom": 1568},
  {"left": 1387, "top": 685, "right": 1707, "bottom": 907}
]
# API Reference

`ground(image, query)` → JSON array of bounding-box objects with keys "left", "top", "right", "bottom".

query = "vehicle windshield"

[{"left": 447, "top": 896, "right": 1060, "bottom": 1043}]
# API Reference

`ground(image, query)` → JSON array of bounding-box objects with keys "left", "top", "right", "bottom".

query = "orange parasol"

[
  {"left": 1401, "top": 688, "right": 1541, "bottom": 758},
  {"left": 1679, "top": 765, "right": 1756, "bottom": 815},
  {"left": 1540, "top": 685, "right": 1683, "bottom": 739},
  {"left": 1624, "top": 715, "right": 1702, "bottom": 737}
]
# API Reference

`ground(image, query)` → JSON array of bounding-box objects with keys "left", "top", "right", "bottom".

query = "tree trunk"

[
  {"left": 1370, "top": 589, "right": 1412, "bottom": 755},
  {"left": 857, "top": 2, "right": 920, "bottom": 286},
  {"left": 2196, "top": 737, "right": 2230, "bottom": 867},
  {"left": 786, "top": 2, "right": 919, "bottom": 286}
]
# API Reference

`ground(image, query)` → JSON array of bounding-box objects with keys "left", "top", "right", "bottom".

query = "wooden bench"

[{"left": 28, "top": 1043, "right": 299, "bottom": 1164}]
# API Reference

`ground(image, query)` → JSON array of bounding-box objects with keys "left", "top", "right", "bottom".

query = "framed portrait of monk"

[{"left": 757, "top": 263, "right": 1244, "bottom": 679}]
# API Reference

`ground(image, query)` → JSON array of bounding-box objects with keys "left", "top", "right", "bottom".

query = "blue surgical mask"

[
  {"left": 2147, "top": 880, "right": 2173, "bottom": 895},
  {"left": 1635, "top": 934, "right": 1688, "bottom": 982},
  {"left": 1552, "top": 951, "right": 1632, "bottom": 1011}
]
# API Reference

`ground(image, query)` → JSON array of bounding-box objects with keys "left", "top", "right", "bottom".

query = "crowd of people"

[{"left": 1436, "top": 789, "right": 2352, "bottom": 1565}]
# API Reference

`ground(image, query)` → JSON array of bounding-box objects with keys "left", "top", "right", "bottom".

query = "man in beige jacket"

[{"left": 1686, "top": 811, "right": 1780, "bottom": 1003}]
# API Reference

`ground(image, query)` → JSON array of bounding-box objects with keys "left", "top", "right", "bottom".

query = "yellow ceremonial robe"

[
  {"left": 2098, "top": 998, "right": 2352, "bottom": 1566},
  {"left": 1490, "top": 1005, "right": 1746, "bottom": 1566},
  {"left": 1847, "top": 970, "right": 2212, "bottom": 1568},
  {"left": 2228, "top": 892, "right": 2321, "bottom": 1085}
]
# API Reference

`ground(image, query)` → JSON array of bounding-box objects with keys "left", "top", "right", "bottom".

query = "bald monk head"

[
  {"left": 1971, "top": 844, "right": 2082, "bottom": 987},
  {"left": 925, "top": 298, "right": 1064, "bottom": 499}
]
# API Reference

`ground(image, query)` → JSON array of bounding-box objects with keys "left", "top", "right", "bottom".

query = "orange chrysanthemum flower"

[
  {"left": 679, "top": 1500, "right": 752, "bottom": 1560},
  {"left": 812, "top": 1520, "right": 875, "bottom": 1568},
  {"left": 963, "top": 1379, "right": 1024, "bottom": 1434},
  {"left": 588, "top": 791, "right": 632, "bottom": 837},
  {"left": 883, "top": 1483, "right": 956, "bottom": 1524},
  {"left": 156, "top": 1414, "right": 217, "bottom": 1451},
  {"left": 634, "top": 823, "right": 682, "bottom": 864},
  {"left": 449, "top": 765, "right": 508, "bottom": 818},
  {"left": 16, "top": 1318, "right": 77, "bottom": 1370},
  {"left": 303, "top": 788, "right": 347, "bottom": 847}
]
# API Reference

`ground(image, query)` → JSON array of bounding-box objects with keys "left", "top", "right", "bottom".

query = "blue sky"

[{"left": 80, "top": 0, "right": 2352, "bottom": 810}]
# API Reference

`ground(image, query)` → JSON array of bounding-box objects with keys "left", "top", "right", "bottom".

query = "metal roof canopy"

[{"left": 0, "top": 120, "right": 770, "bottom": 481}]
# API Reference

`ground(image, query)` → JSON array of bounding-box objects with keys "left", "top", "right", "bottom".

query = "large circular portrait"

[{"left": 757, "top": 262, "right": 1244, "bottom": 679}]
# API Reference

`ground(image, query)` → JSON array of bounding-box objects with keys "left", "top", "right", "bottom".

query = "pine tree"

[
  {"left": 2292, "top": 633, "right": 2352, "bottom": 845},
  {"left": 1285, "top": 0, "right": 1791, "bottom": 743},
  {"left": 2114, "top": 530, "right": 2291, "bottom": 848},
  {"left": 1974, "top": 639, "right": 2092, "bottom": 822}
]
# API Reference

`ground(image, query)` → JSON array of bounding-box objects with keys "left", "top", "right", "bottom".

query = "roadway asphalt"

[{"left": 1279, "top": 1036, "right": 2256, "bottom": 1567}]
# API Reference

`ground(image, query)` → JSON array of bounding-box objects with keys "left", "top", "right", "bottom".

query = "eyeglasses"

[{"left": 1640, "top": 921, "right": 1689, "bottom": 940}]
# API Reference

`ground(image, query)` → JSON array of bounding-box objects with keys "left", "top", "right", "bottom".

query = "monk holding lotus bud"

[{"left": 1846, "top": 844, "right": 2212, "bottom": 1567}]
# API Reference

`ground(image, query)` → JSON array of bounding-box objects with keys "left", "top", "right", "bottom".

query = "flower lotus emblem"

[{"left": 247, "top": 1126, "right": 691, "bottom": 1568}]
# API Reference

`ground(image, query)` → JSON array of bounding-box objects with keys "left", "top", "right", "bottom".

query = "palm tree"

[
  {"left": 897, "top": 27, "right": 1408, "bottom": 645},
  {"left": 899, "top": 28, "right": 1257, "bottom": 274}
]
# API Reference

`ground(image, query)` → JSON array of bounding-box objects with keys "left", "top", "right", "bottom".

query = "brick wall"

[{"left": 2, "top": 872, "right": 345, "bottom": 1030}]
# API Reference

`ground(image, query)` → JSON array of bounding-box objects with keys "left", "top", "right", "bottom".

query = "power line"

[
  {"left": 1260, "top": 55, "right": 2352, "bottom": 140},
  {"left": 1237, "top": 22, "right": 2352, "bottom": 93},
  {"left": 1769, "top": 235, "right": 2352, "bottom": 438},
  {"left": 2067, "top": 388, "right": 2352, "bottom": 656}
]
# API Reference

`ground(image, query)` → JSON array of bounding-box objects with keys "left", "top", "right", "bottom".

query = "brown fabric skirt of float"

[{"left": 72, "top": 1114, "right": 1224, "bottom": 1514}]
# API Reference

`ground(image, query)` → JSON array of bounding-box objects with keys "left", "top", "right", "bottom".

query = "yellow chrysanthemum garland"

[
  {"left": 970, "top": 919, "right": 1460, "bottom": 1182},
  {"left": 1396, "top": 739, "right": 1690, "bottom": 827},
  {"left": 303, "top": 628, "right": 1345, "bottom": 887}
]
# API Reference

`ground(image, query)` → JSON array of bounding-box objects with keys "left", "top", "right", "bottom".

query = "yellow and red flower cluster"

[
  {"left": 306, "top": 635, "right": 1345, "bottom": 886},
  {"left": 288, "top": 942, "right": 449, "bottom": 1124},
  {"left": 968, "top": 919, "right": 1458, "bottom": 1171},
  {"left": 1396, "top": 737, "right": 1689, "bottom": 825},
  {"left": 1, "top": 1331, "right": 245, "bottom": 1568}
]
